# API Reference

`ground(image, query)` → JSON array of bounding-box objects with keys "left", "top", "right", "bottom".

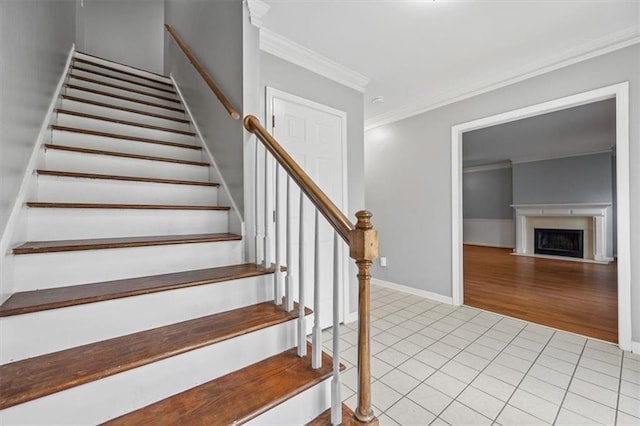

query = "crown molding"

[
  {"left": 246, "top": 0, "right": 270, "bottom": 28},
  {"left": 463, "top": 161, "right": 512, "bottom": 173},
  {"left": 365, "top": 25, "right": 640, "bottom": 130},
  {"left": 259, "top": 28, "right": 370, "bottom": 93},
  {"left": 510, "top": 148, "right": 613, "bottom": 165}
]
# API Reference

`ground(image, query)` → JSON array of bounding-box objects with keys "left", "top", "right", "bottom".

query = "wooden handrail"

[
  {"left": 244, "top": 114, "right": 379, "bottom": 425},
  {"left": 165, "top": 24, "right": 240, "bottom": 120},
  {"left": 244, "top": 115, "right": 354, "bottom": 243}
]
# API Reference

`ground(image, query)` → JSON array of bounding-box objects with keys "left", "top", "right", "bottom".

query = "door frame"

[
  {"left": 265, "top": 86, "right": 351, "bottom": 324},
  {"left": 450, "top": 82, "right": 632, "bottom": 351}
]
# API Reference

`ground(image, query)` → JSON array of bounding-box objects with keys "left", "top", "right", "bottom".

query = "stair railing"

[
  {"left": 164, "top": 23, "right": 377, "bottom": 423},
  {"left": 244, "top": 115, "right": 379, "bottom": 425},
  {"left": 164, "top": 24, "right": 240, "bottom": 120}
]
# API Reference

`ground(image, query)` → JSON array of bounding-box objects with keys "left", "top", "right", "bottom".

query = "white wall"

[
  {"left": 365, "top": 44, "right": 640, "bottom": 342},
  {"left": 0, "top": 0, "right": 75, "bottom": 245},
  {"left": 75, "top": 0, "right": 164, "bottom": 74}
]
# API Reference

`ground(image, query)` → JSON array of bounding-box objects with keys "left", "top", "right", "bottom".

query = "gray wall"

[
  {"left": 75, "top": 0, "right": 164, "bottom": 74},
  {"left": 164, "top": 0, "right": 245, "bottom": 214},
  {"left": 0, "top": 0, "right": 76, "bottom": 241},
  {"left": 463, "top": 167, "right": 513, "bottom": 219},
  {"left": 260, "top": 51, "right": 365, "bottom": 314},
  {"left": 512, "top": 153, "right": 613, "bottom": 205},
  {"left": 364, "top": 44, "right": 639, "bottom": 341}
]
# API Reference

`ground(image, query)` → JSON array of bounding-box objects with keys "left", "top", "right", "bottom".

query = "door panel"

[{"left": 271, "top": 92, "right": 346, "bottom": 329}]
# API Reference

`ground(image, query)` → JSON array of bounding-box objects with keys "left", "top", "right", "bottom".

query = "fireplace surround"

[{"left": 511, "top": 203, "right": 612, "bottom": 263}]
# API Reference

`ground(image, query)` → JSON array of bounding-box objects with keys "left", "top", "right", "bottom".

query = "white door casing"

[
  {"left": 451, "top": 82, "right": 632, "bottom": 351},
  {"left": 266, "top": 87, "right": 349, "bottom": 329}
]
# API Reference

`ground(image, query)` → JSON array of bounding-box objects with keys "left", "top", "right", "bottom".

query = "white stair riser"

[
  {"left": 44, "top": 148, "right": 209, "bottom": 181},
  {"left": 35, "top": 176, "right": 219, "bottom": 206},
  {"left": 248, "top": 378, "right": 331, "bottom": 426},
  {"left": 74, "top": 53, "right": 172, "bottom": 86},
  {"left": 0, "top": 321, "right": 296, "bottom": 424},
  {"left": 55, "top": 113, "right": 196, "bottom": 146},
  {"left": 70, "top": 68, "right": 177, "bottom": 99},
  {"left": 12, "top": 240, "right": 243, "bottom": 291},
  {"left": 1, "top": 274, "right": 274, "bottom": 363},
  {"left": 60, "top": 98, "right": 191, "bottom": 132},
  {"left": 51, "top": 129, "right": 201, "bottom": 162},
  {"left": 68, "top": 76, "right": 180, "bottom": 108},
  {"left": 26, "top": 208, "right": 229, "bottom": 240},
  {"left": 64, "top": 87, "right": 186, "bottom": 119}
]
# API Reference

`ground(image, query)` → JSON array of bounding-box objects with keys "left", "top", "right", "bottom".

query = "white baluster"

[
  {"left": 312, "top": 210, "right": 322, "bottom": 369},
  {"left": 331, "top": 232, "right": 342, "bottom": 425},
  {"left": 263, "top": 151, "right": 272, "bottom": 269},
  {"left": 254, "top": 141, "right": 262, "bottom": 264},
  {"left": 285, "top": 177, "right": 294, "bottom": 312},
  {"left": 274, "top": 165, "right": 283, "bottom": 305},
  {"left": 297, "top": 192, "right": 306, "bottom": 357}
]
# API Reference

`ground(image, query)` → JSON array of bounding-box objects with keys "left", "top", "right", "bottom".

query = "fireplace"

[{"left": 534, "top": 228, "right": 584, "bottom": 258}]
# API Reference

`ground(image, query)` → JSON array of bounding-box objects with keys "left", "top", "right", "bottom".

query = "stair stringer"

[
  {"left": 0, "top": 45, "right": 76, "bottom": 304},
  {"left": 170, "top": 75, "right": 245, "bottom": 247}
]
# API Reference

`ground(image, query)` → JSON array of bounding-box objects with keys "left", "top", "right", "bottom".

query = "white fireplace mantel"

[{"left": 511, "top": 203, "right": 612, "bottom": 262}]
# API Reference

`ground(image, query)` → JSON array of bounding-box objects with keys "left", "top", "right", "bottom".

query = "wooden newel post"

[{"left": 349, "top": 211, "right": 379, "bottom": 425}]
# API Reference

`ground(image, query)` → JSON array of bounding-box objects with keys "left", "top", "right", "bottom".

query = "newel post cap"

[{"left": 350, "top": 210, "right": 379, "bottom": 261}]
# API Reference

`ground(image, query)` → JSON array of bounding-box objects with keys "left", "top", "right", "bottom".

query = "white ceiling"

[
  {"left": 261, "top": 0, "right": 639, "bottom": 128},
  {"left": 462, "top": 98, "right": 616, "bottom": 167}
]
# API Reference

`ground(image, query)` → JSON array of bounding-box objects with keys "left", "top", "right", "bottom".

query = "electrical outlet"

[{"left": 380, "top": 257, "right": 387, "bottom": 267}]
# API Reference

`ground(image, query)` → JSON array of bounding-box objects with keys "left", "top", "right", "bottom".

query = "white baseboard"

[
  {"left": 344, "top": 311, "right": 358, "bottom": 324},
  {"left": 463, "top": 219, "right": 514, "bottom": 248},
  {"left": 631, "top": 340, "right": 640, "bottom": 354},
  {"left": 371, "top": 278, "right": 453, "bottom": 305},
  {"left": 0, "top": 43, "right": 76, "bottom": 302},
  {"left": 169, "top": 75, "right": 244, "bottom": 237}
]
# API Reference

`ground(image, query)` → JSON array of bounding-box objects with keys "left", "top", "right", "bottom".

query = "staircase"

[{"left": 0, "top": 52, "right": 338, "bottom": 424}]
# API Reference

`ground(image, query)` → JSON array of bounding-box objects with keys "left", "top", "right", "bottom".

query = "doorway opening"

[{"left": 451, "top": 83, "right": 631, "bottom": 350}]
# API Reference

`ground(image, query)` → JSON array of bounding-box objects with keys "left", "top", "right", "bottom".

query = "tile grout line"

[
  {"left": 380, "top": 307, "right": 514, "bottom": 423},
  {"left": 428, "top": 317, "right": 528, "bottom": 425},
  {"left": 369, "top": 297, "right": 486, "bottom": 420},
  {"left": 366, "top": 286, "right": 630, "bottom": 425},
  {"left": 613, "top": 351, "right": 625, "bottom": 425},
  {"left": 489, "top": 328, "right": 558, "bottom": 425},
  {"left": 550, "top": 337, "right": 588, "bottom": 425}
]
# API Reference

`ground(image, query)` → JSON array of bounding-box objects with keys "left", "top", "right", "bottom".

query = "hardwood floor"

[{"left": 463, "top": 245, "right": 617, "bottom": 343}]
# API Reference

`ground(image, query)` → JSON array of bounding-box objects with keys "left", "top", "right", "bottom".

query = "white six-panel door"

[{"left": 267, "top": 87, "right": 348, "bottom": 329}]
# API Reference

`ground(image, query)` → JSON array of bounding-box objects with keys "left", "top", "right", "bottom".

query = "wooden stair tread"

[
  {"left": 66, "top": 84, "right": 185, "bottom": 113},
  {"left": 44, "top": 143, "right": 209, "bottom": 167},
  {"left": 26, "top": 202, "right": 229, "bottom": 211},
  {"left": 60, "top": 95, "right": 190, "bottom": 124},
  {"left": 13, "top": 233, "right": 241, "bottom": 255},
  {"left": 74, "top": 56, "right": 173, "bottom": 86},
  {"left": 306, "top": 403, "right": 356, "bottom": 426},
  {"left": 56, "top": 109, "right": 196, "bottom": 136},
  {"left": 0, "top": 264, "right": 275, "bottom": 317},
  {"left": 69, "top": 74, "right": 180, "bottom": 103},
  {"left": 72, "top": 66, "right": 176, "bottom": 94},
  {"left": 36, "top": 170, "right": 218, "bottom": 187},
  {"left": 51, "top": 125, "right": 199, "bottom": 150},
  {"left": 0, "top": 301, "right": 307, "bottom": 409},
  {"left": 106, "top": 345, "right": 334, "bottom": 425}
]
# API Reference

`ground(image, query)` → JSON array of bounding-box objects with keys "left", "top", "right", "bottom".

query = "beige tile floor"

[{"left": 324, "top": 284, "right": 640, "bottom": 425}]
